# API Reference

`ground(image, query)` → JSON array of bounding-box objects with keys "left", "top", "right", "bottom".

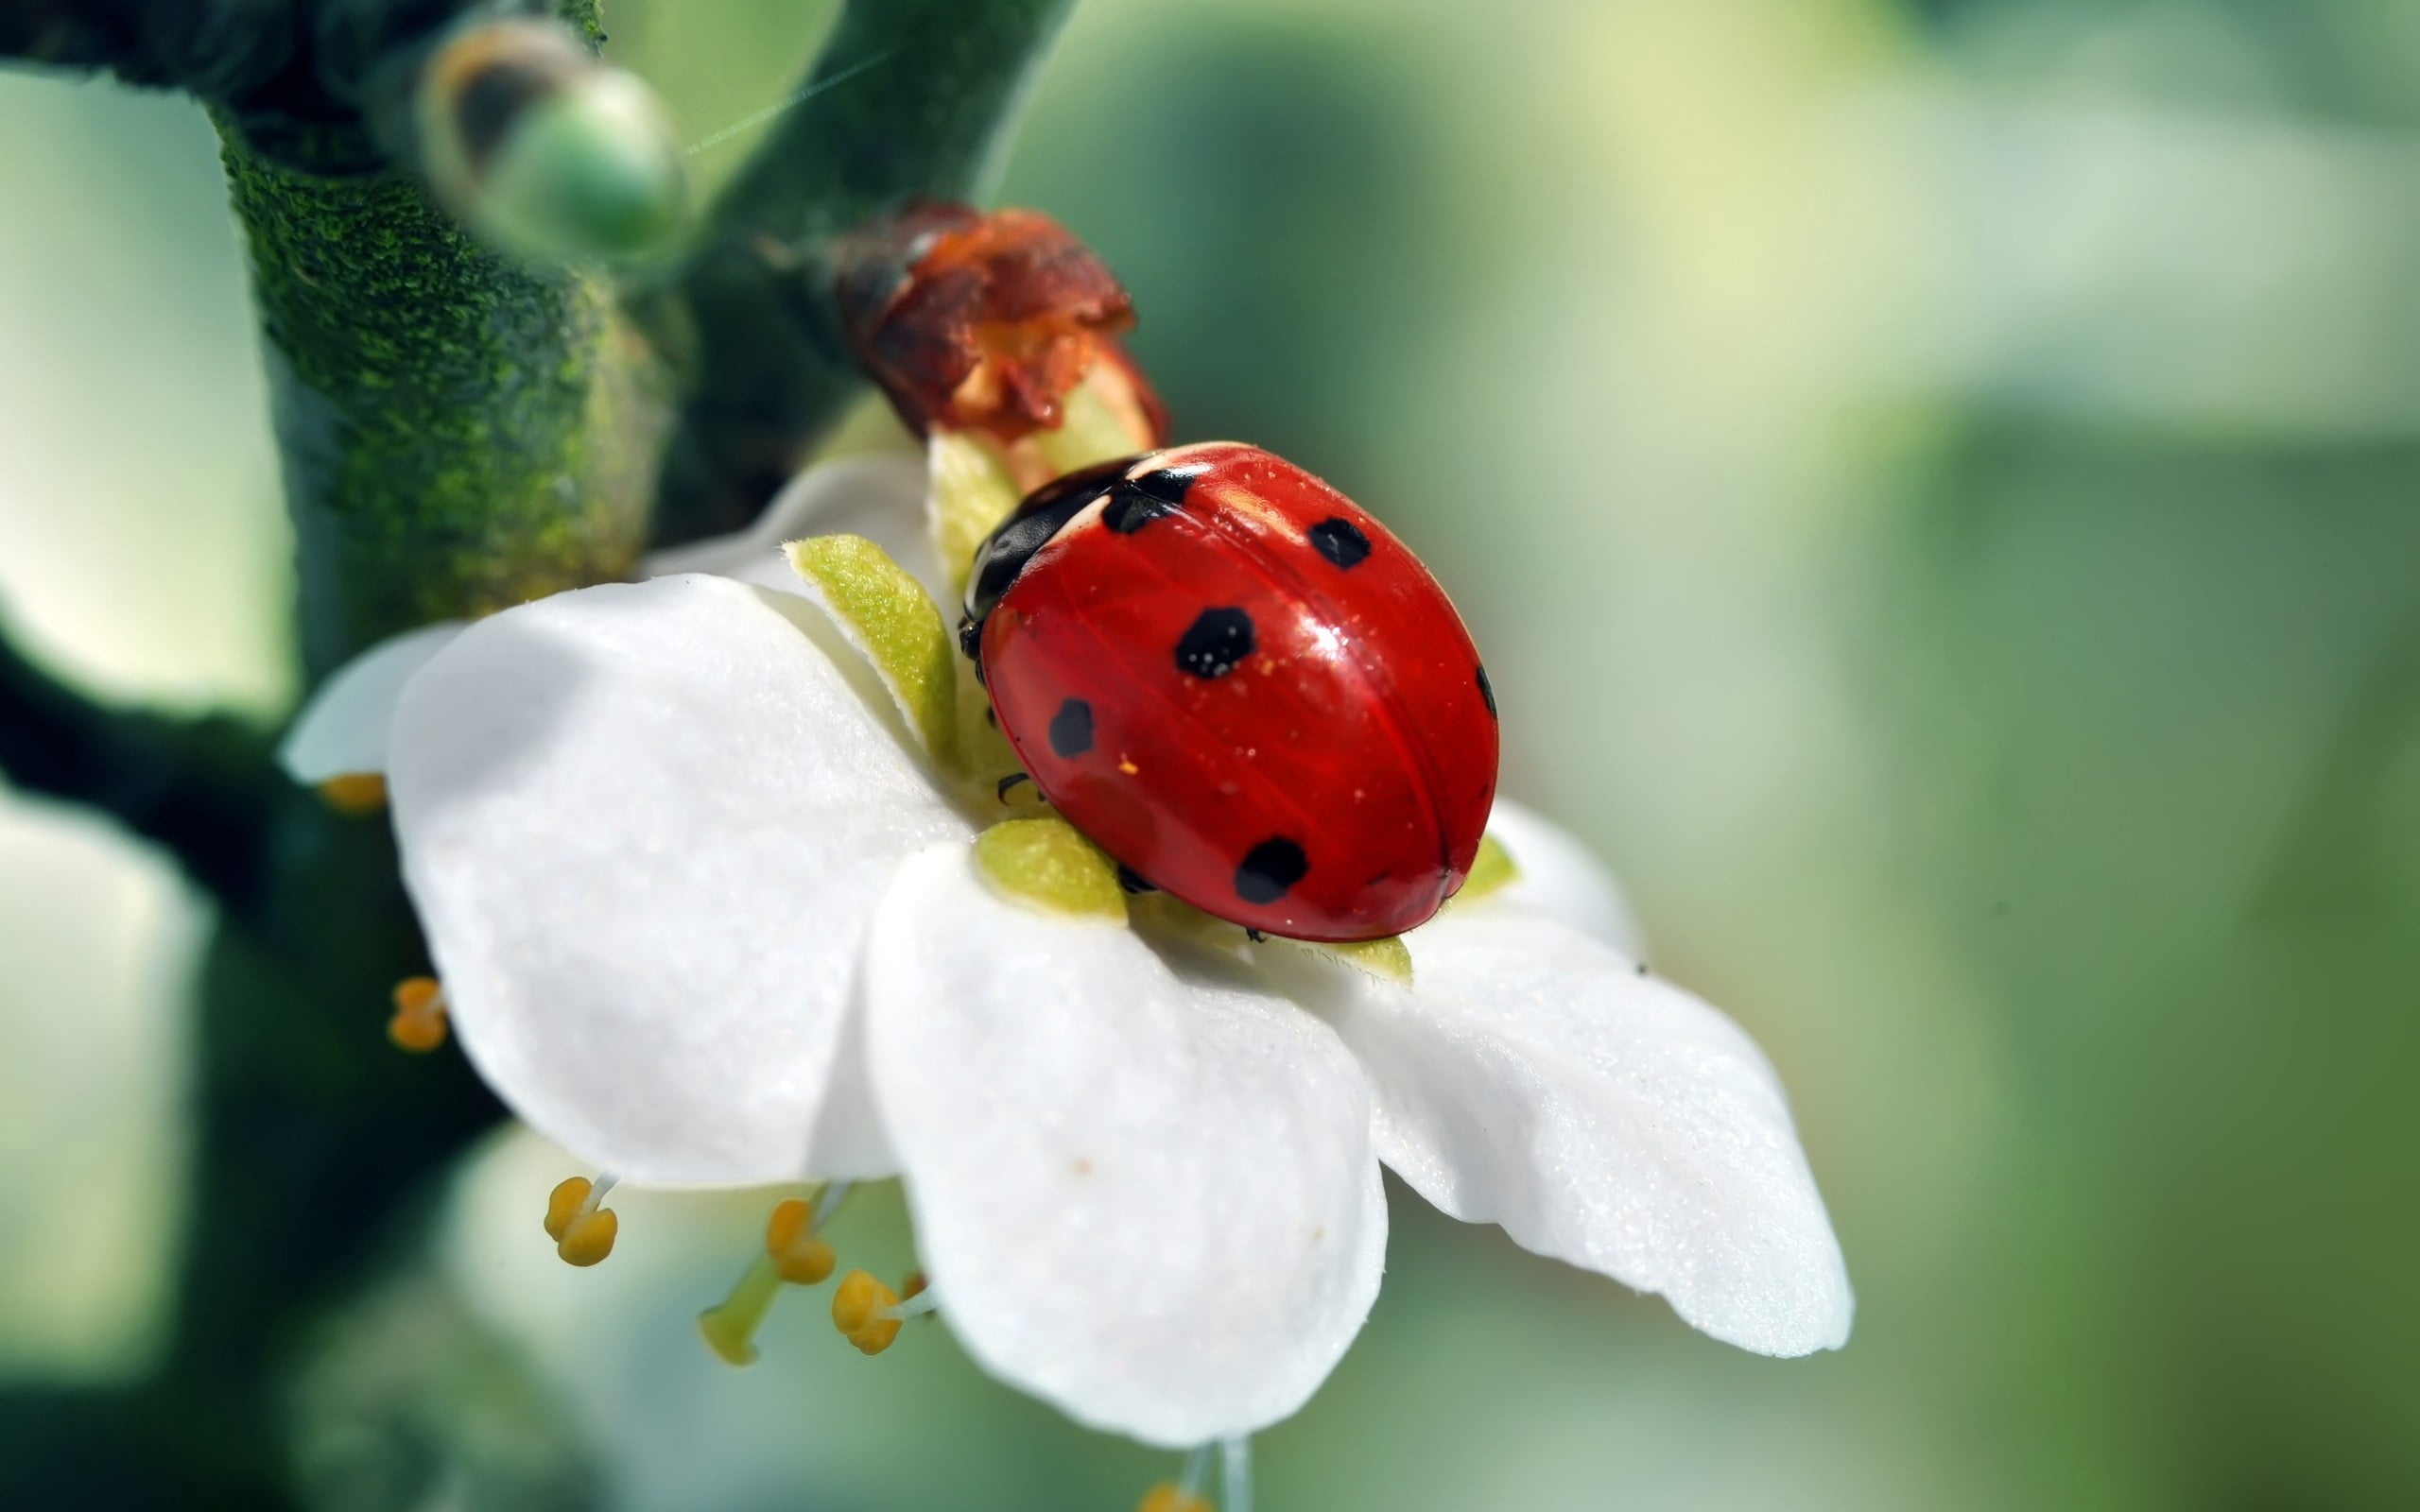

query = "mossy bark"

[{"left": 219, "top": 130, "right": 659, "bottom": 677}]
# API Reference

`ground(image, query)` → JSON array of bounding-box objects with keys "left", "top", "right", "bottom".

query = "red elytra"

[{"left": 963, "top": 441, "right": 1499, "bottom": 942}]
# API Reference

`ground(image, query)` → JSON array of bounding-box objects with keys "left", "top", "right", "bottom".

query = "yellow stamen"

[
  {"left": 831, "top": 1268, "right": 904, "bottom": 1355},
  {"left": 698, "top": 1193, "right": 846, "bottom": 1366},
  {"left": 543, "top": 1175, "right": 618, "bottom": 1266},
  {"left": 316, "top": 772, "right": 389, "bottom": 815},
  {"left": 387, "top": 975, "right": 449, "bottom": 1052},
  {"left": 766, "top": 1195, "right": 838, "bottom": 1285},
  {"left": 1136, "top": 1486, "right": 1212, "bottom": 1512}
]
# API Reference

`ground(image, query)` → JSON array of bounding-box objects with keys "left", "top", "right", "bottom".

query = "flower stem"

[{"left": 650, "top": 0, "right": 1080, "bottom": 545}]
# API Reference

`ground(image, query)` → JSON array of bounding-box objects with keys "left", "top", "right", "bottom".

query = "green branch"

[
  {"left": 649, "top": 0, "right": 1078, "bottom": 545},
  {"left": 0, "top": 0, "right": 292, "bottom": 97},
  {"left": 0, "top": 2, "right": 652, "bottom": 184},
  {"left": 0, "top": 613, "right": 276, "bottom": 905}
]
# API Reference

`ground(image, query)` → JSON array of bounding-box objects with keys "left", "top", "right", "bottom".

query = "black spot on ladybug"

[
  {"left": 1476, "top": 664, "right": 1496, "bottom": 718},
  {"left": 1235, "top": 836, "right": 1308, "bottom": 904},
  {"left": 1102, "top": 485, "right": 1179, "bottom": 535},
  {"left": 1048, "top": 698, "right": 1095, "bottom": 758},
  {"left": 1102, "top": 466, "right": 1201, "bottom": 534},
  {"left": 1132, "top": 466, "right": 1201, "bottom": 503},
  {"left": 1176, "top": 608, "right": 1255, "bottom": 679},
  {"left": 1308, "top": 516, "right": 1371, "bottom": 570},
  {"left": 1116, "top": 865, "right": 1157, "bottom": 895},
  {"left": 996, "top": 772, "right": 1031, "bottom": 803}
]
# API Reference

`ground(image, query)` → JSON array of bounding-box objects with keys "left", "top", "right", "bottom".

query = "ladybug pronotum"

[{"left": 962, "top": 442, "right": 1499, "bottom": 942}]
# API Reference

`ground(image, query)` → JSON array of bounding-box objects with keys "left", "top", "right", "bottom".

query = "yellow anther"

[
  {"left": 831, "top": 1269, "right": 903, "bottom": 1355},
  {"left": 555, "top": 1208, "right": 618, "bottom": 1266},
  {"left": 543, "top": 1175, "right": 617, "bottom": 1266},
  {"left": 543, "top": 1177, "right": 593, "bottom": 1242},
  {"left": 1136, "top": 1486, "right": 1212, "bottom": 1512},
  {"left": 765, "top": 1196, "right": 837, "bottom": 1286},
  {"left": 316, "top": 772, "right": 389, "bottom": 815},
  {"left": 387, "top": 975, "right": 449, "bottom": 1052}
]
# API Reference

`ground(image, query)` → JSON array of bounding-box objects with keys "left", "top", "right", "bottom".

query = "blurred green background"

[{"left": 7, "top": 0, "right": 2420, "bottom": 1506}]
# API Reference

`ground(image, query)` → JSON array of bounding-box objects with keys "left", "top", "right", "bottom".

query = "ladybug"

[{"left": 962, "top": 441, "right": 1499, "bottom": 942}]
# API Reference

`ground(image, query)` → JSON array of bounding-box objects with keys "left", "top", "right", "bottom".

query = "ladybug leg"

[{"left": 996, "top": 772, "right": 1033, "bottom": 803}]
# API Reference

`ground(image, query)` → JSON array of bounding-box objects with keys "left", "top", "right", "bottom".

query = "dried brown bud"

[{"left": 834, "top": 202, "right": 1167, "bottom": 449}]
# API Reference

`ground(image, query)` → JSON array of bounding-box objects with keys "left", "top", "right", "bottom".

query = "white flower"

[{"left": 283, "top": 452, "right": 1853, "bottom": 1449}]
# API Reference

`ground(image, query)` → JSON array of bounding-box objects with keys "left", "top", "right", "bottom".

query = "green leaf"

[{"left": 786, "top": 534, "right": 960, "bottom": 768}]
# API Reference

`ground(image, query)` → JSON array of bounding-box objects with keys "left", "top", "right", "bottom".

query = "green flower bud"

[{"left": 418, "top": 21, "right": 685, "bottom": 267}]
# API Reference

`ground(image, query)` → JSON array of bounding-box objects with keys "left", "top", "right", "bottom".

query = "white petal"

[
  {"left": 864, "top": 843, "right": 1386, "bottom": 1446},
  {"left": 1481, "top": 797, "right": 1646, "bottom": 957},
  {"left": 802, "top": 995, "right": 900, "bottom": 1181},
  {"left": 277, "top": 621, "right": 464, "bottom": 782},
  {"left": 388, "top": 575, "right": 970, "bottom": 1186},
  {"left": 1291, "top": 910, "right": 1851, "bottom": 1357},
  {"left": 641, "top": 453, "right": 948, "bottom": 607}
]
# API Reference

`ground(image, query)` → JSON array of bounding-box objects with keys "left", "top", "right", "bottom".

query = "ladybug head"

[{"left": 960, "top": 455, "right": 1147, "bottom": 630}]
